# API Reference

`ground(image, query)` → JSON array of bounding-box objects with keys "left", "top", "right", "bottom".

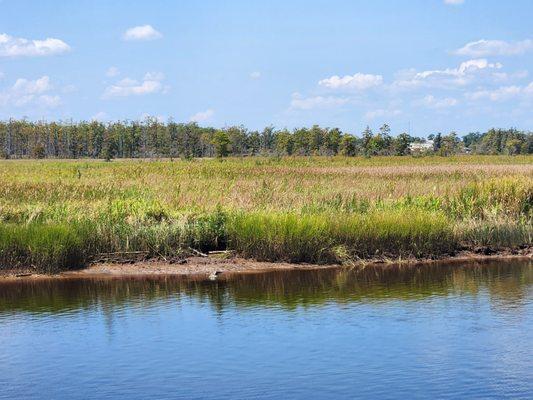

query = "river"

[{"left": 0, "top": 260, "right": 531, "bottom": 399}]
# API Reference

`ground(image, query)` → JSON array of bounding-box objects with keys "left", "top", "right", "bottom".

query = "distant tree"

[
  {"left": 293, "top": 128, "right": 311, "bottom": 155},
  {"left": 226, "top": 126, "right": 247, "bottom": 156},
  {"left": 248, "top": 131, "right": 261, "bottom": 155},
  {"left": 309, "top": 125, "right": 325, "bottom": 155},
  {"left": 340, "top": 134, "right": 357, "bottom": 156},
  {"left": 378, "top": 124, "right": 392, "bottom": 155},
  {"left": 361, "top": 126, "right": 373, "bottom": 156},
  {"left": 462, "top": 132, "right": 482, "bottom": 149},
  {"left": 394, "top": 133, "right": 411, "bottom": 156},
  {"left": 325, "top": 128, "right": 342, "bottom": 155},
  {"left": 433, "top": 133, "right": 442, "bottom": 152},
  {"left": 260, "top": 126, "right": 275, "bottom": 154},
  {"left": 505, "top": 138, "right": 523, "bottom": 155},
  {"left": 275, "top": 129, "right": 294, "bottom": 156},
  {"left": 212, "top": 131, "right": 231, "bottom": 157},
  {"left": 439, "top": 132, "right": 462, "bottom": 156}
]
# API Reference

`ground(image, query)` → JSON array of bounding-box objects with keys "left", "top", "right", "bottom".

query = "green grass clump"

[
  {"left": 227, "top": 210, "right": 456, "bottom": 263},
  {"left": 456, "top": 219, "right": 532, "bottom": 249},
  {"left": 0, "top": 223, "right": 96, "bottom": 273}
]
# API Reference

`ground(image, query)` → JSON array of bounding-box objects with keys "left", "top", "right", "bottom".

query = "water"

[{"left": 0, "top": 260, "right": 532, "bottom": 399}]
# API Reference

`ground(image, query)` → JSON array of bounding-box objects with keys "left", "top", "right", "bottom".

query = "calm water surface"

[{"left": 0, "top": 260, "right": 532, "bottom": 399}]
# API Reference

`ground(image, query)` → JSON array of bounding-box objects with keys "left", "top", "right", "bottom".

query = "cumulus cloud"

[
  {"left": 189, "top": 109, "right": 214, "bottom": 122},
  {"left": 0, "top": 33, "right": 70, "bottom": 57},
  {"left": 123, "top": 25, "right": 162, "bottom": 41},
  {"left": 319, "top": 73, "right": 383, "bottom": 90},
  {"left": 250, "top": 71, "right": 261, "bottom": 79},
  {"left": 444, "top": 0, "right": 464, "bottom": 5},
  {"left": 290, "top": 93, "right": 349, "bottom": 110},
  {"left": 102, "top": 72, "right": 166, "bottom": 98},
  {"left": 455, "top": 39, "right": 533, "bottom": 57},
  {"left": 0, "top": 76, "right": 61, "bottom": 108},
  {"left": 12, "top": 76, "right": 52, "bottom": 94}
]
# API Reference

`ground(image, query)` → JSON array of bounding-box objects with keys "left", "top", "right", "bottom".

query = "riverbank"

[{"left": 1, "top": 247, "right": 531, "bottom": 281}]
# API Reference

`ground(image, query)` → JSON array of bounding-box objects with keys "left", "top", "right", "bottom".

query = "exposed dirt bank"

[{"left": 1, "top": 247, "right": 531, "bottom": 282}]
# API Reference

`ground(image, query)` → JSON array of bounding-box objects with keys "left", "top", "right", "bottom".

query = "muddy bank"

[{"left": 1, "top": 247, "right": 531, "bottom": 282}]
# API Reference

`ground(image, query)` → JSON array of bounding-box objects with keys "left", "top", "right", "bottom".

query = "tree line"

[{"left": 0, "top": 118, "right": 531, "bottom": 159}]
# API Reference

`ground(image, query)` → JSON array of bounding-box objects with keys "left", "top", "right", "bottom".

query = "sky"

[{"left": 0, "top": 0, "right": 532, "bottom": 136}]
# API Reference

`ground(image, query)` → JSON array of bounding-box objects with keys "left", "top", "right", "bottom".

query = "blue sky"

[{"left": 0, "top": 0, "right": 532, "bottom": 136}]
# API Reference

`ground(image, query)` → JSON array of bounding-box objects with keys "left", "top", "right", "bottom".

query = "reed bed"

[{"left": 0, "top": 156, "right": 531, "bottom": 272}]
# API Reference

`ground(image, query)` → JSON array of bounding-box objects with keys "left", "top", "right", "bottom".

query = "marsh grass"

[
  {"left": 227, "top": 210, "right": 456, "bottom": 263},
  {"left": 0, "top": 222, "right": 95, "bottom": 273},
  {"left": 0, "top": 156, "right": 531, "bottom": 271}
]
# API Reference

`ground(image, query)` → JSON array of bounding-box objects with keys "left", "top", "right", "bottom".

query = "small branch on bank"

[{"left": 188, "top": 248, "right": 208, "bottom": 257}]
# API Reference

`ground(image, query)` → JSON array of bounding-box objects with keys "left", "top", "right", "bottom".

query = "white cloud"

[
  {"left": 364, "top": 109, "right": 401, "bottom": 120},
  {"left": 444, "top": 0, "right": 464, "bottom": 5},
  {"left": 38, "top": 95, "right": 61, "bottom": 108},
  {"left": 12, "top": 76, "right": 52, "bottom": 94},
  {"left": 466, "top": 85, "right": 522, "bottom": 102},
  {"left": 415, "top": 59, "right": 501, "bottom": 79},
  {"left": 319, "top": 73, "right": 383, "bottom": 90},
  {"left": 455, "top": 39, "right": 533, "bottom": 57},
  {"left": 290, "top": 93, "right": 349, "bottom": 110},
  {"left": 189, "top": 109, "right": 214, "bottom": 122},
  {"left": 392, "top": 59, "right": 502, "bottom": 89},
  {"left": 420, "top": 95, "right": 458, "bottom": 109},
  {"left": 524, "top": 82, "right": 533, "bottom": 95},
  {"left": 0, "top": 76, "right": 61, "bottom": 108},
  {"left": 106, "top": 66, "right": 120, "bottom": 77},
  {"left": 250, "top": 71, "right": 261, "bottom": 79},
  {"left": 123, "top": 25, "right": 162, "bottom": 41},
  {"left": 491, "top": 70, "right": 528, "bottom": 82},
  {"left": 144, "top": 71, "right": 165, "bottom": 81},
  {"left": 0, "top": 33, "right": 70, "bottom": 57},
  {"left": 102, "top": 72, "right": 166, "bottom": 98}
]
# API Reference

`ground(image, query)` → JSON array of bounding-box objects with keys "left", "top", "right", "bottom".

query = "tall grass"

[
  {"left": 227, "top": 210, "right": 456, "bottom": 263},
  {"left": 0, "top": 223, "right": 96, "bottom": 273},
  {"left": 0, "top": 156, "right": 531, "bottom": 272}
]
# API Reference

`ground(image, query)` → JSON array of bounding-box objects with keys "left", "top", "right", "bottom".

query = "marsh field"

[{"left": 0, "top": 155, "right": 531, "bottom": 272}]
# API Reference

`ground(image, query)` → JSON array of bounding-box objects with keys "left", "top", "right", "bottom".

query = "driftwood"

[
  {"left": 188, "top": 248, "right": 208, "bottom": 257},
  {"left": 208, "top": 250, "right": 234, "bottom": 255}
]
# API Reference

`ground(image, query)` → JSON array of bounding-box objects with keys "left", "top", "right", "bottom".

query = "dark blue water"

[{"left": 0, "top": 260, "right": 532, "bottom": 399}]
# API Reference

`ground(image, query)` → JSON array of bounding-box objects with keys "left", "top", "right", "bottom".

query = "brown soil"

[{"left": 0, "top": 247, "right": 531, "bottom": 282}]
